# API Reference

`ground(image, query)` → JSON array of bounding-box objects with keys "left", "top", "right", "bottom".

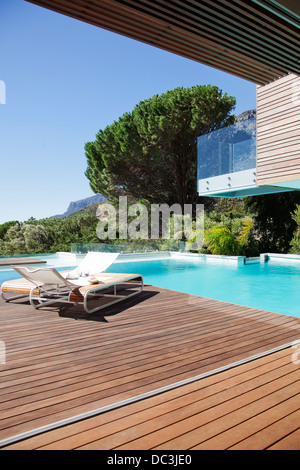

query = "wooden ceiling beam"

[{"left": 25, "top": 0, "right": 300, "bottom": 84}]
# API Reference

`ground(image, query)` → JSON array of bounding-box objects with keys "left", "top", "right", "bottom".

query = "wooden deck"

[
  {"left": 0, "top": 258, "right": 46, "bottom": 266},
  {"left": 0, "top": 284, "right": 300, "bottom": 450}
]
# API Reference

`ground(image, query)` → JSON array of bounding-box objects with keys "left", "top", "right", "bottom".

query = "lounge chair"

[
  {"left": 0, "top": 252, "right": 143, "bottom": 314},
  {"left": 66, "top": 251, "right": 119, "bottom": 277}
]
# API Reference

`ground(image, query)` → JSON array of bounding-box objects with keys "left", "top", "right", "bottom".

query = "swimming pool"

[
  {"left": 0, "top": 253, "right": 77, "bottom": 281},
  {"left": 107, "top": 256, "right": 300, "bottom": 318},
  {"left": 0, "top": 253, "right": 299, "bottom": 318}
]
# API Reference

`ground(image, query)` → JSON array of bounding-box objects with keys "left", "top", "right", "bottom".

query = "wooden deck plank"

[
  {"left": 268, "top": 427, "right": 300, "bottom": 450},
  {"left": 76, "top": 350, "right": 300, "bottom": 451},
  {"left": 0, "top": 285, "right": 300, "bottom": 449},
  {"left": 110, "top": 372, "right": 300, "bottom": 451},
  {"left": 0, "top": 321, "right": 292, "bottom": 404},
  {"left": 0, "top": 258, "right": 46, "bottom": 266},
  {"left": 229, "top": 409, "right": 300, "bottom": 450},
  {"left": 4, "top": 348, "right": 299, "bottom": 450}
]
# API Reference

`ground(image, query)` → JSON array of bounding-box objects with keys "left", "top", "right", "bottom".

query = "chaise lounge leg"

[{"left": 1, "top": 291, "right": 29, "bottom": 302}]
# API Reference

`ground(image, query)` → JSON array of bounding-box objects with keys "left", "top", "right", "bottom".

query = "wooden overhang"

[{"left": 26, "top": 0, "right": 300, "bottom": 85}]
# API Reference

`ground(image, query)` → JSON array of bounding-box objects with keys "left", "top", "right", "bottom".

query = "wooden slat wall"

[{"left": 256, "top": 74, "right": 300, "bottom": 185}]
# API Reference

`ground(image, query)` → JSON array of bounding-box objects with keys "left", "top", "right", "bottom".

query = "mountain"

[
  {"left": 53, "top": 194, "right": 107, "bottom": 218},
  {"left": 236, "top": 109, "right": 256, "bottom": 122}
]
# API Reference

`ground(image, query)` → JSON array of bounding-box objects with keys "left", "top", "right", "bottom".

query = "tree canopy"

[
  {"left": 85, "top": 85, "right": 236, "bottom": 207},
  {"left": 244, "top": 192, "right": 300, "bottom": 253},
  {"left": 0, "top": 208, "right": 99, "bottom": 255}
]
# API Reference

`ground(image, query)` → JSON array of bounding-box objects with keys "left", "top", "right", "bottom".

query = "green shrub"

[{"left": 290, "top": 205, "right": 300, "bottom": 254}]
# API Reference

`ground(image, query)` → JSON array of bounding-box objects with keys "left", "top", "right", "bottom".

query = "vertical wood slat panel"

[{"left": 256, "top": 74, "right": 300, "bottom": 185}]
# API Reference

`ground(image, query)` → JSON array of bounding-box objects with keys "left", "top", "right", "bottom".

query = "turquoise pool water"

[
  {"left": 0, "top": 255, "right": 299, "bottom": 318},
  {"left": 0, "top": 253, "right": 77, "bottom": 281},
  {"left": 107, "top": 257, "right": 299, "bottom": 318}
]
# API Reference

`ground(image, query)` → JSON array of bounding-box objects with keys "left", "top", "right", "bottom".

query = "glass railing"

[
  {"left": 71, "top": 240, "right": 186, "bottom": 254},
  {"left": 197, "top": 117, "right": 256, "bottom": 180}
]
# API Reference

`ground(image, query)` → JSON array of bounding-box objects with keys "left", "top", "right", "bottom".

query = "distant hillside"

[
  {"left": 53, "top": 194, "right": 107, "bottom": 218},
  {"left": 236, "top": 109, "right": 256, "bottom": 121}
]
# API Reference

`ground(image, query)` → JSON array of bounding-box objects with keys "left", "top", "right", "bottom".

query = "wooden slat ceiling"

[{"left": 26, "top": 0, "right": 300, "bottom": 85}]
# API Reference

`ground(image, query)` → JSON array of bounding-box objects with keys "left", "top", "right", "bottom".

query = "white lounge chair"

[
  {"left": 0, "top": 252, "right": 143, "bottom": 313},
  {"left": 67, "top": 251, "right": 119, "bottom": 277}
]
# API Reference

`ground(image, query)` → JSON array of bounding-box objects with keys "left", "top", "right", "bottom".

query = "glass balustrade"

[{"left": 197, "top": 118, "right": 257, "bottom": 196}]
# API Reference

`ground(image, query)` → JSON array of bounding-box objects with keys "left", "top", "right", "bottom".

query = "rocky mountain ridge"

[{"left": 53, "top": 194, "right": 106, "bottom": 218}]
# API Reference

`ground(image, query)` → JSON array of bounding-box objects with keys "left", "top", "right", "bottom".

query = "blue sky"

[{"left": 0, "top": 0, "right": 256, "bottom": 224}]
